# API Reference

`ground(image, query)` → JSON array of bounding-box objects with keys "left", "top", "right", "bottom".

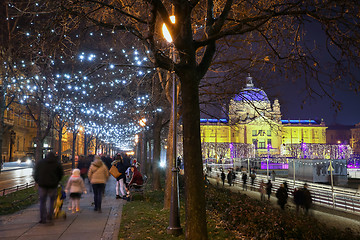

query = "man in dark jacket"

[
  {"left": 34, "top": 152, "right": 64, "bottom": 224},
  {"left": 276, "top": 184, "right": 288, "bottom": 210}
]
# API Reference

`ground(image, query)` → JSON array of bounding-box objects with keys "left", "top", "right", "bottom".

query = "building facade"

[
  {"left": 350, "top": 123, "right": 360, "bottom": 154},
  {"left": 1, "top": 103, "right": 37, "bottom": 162},
  {"left": 326, "top": 124, "right": 352, "bottom": 145},
  {"left": 200, "top": 75, "right": 327, "bottom": 160}
]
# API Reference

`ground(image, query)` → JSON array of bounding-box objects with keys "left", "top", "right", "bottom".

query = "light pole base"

[{"left": 167, "top": 226, "right": 182, "bottom": 236}]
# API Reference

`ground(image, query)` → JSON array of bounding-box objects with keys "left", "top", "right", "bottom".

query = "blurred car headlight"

[
  {"left": 17, "top": 159, "right": 21, "bottom": 164},
  {"left": 26, "top": 159, "right": 32, "bottom": 164}
]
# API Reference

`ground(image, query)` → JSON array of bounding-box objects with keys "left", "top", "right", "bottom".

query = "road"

[
  {"left": 0, "top": 163, "right": 34, "bottom": 190},
  {"left": 0, "top": 162, "right": 72, "bottom": 194}
]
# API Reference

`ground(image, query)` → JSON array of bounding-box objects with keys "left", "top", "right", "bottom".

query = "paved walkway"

[
  {"left": 210, "top": 178, "right": 360, "bottom": 235},
  {"left": 0, "top": 177, "right": 124, "bottom": 240}
]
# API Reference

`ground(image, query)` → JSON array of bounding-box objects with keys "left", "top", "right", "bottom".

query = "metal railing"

[
  {"left": 208, "top": 170, "right": 360, "bottom": 215},
  {"left": 1, "top": 181, "right": 36, "bottom": 196}
]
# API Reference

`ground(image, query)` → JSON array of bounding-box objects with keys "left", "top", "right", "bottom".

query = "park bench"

[{"left": 129, "top": 175, "right": 147, "bottom": 201}]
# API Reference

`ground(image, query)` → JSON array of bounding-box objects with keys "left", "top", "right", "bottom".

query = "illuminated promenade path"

[{"left": 0, "top": 176, "right": 123, "bottom": 240}]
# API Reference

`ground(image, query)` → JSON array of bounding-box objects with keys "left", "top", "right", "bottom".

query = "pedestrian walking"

[
  {"left": 276, "top": 184, "right": 288, "bottom": 210},
  {"left": 227, "top": 170, "right": 232, "bottom": 186},
  {"left": 250, "top": 172, "right": 256, "bottom": 191},
  {"left": 77, "top": 155, "right": 90, "bottom": 181},
  {"left": 65, "top": 168, "right": 87, "bottom": 213},
  {"left": 231, "top": 170, "right": 236, "bottom": 186},
  {"left": 293, "top": 187, "right": 303, "bottom": 212},
  {"left": 33, "top": 152, "right": 64, "bottom": 224},
  {"left": 221, "top": 171, "right": 226, "bottom": 187},
  {"left": 271, "top": 170, "right": 276, "bottom": 181},
  {"left": 259, "top": 180, "right": 266, "bottom": 201},
  {"left": 88, "top": 155, "right": 109, "bottom": 213},
  {"left": 266, "top": 180, "right": 273, "bottom": 200},
  {"left": 283, "top": 181, "right": 289, "bottom": 193},
  {"left": 242, "top": 172, "right": 248, "bottom": 191},
  {"left": 302, "top": 183, "right": 312, "bottom": 214},
  {"left": 112, "top": 154, "right": 130, "bottom": 199}
]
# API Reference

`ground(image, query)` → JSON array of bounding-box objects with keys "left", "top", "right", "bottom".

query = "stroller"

[{"left": 53, "top": 184, "right": 67, "bottom": 219}]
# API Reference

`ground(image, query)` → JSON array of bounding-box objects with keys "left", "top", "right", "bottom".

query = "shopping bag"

[{"left": 109, "top": 165, "right": 121, "bottom": 178}]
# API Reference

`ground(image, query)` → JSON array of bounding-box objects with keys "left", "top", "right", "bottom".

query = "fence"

[{"left": 1, "top": 181, "right": 36, "bottom": 196}]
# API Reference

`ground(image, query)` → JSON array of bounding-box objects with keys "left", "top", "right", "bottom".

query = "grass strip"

[
  {"left": 119, "top": 182, "right": 359, "bottom": 240},
  {"left": 0, "top": 187, "right": 38, "bottom": 215},
  {"left": 119, "top": 187, "right": 237, "bottom": 240},
  {"left": 0, "top": 175, "right": 69, "bottom": 216}
]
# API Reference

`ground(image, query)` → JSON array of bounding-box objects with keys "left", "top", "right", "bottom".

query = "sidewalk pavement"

[
  {"left": 0, "top": 177, "right": 124, "bottom": 240},
  {"left": 211, "top": 178, "right": 360, "bottom": 235}
]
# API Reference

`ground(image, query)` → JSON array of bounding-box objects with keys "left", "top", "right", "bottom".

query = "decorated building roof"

[{"left": 233, "top": 74, "right": 269, "bottom": 102}]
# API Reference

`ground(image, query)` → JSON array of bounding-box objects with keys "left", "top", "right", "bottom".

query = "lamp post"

[
  {"left": 266, "top": 144, "right": 271, "bottom": 180},
  {"left": 138, "top": 118, "right": 147, "bottom": 172},
  {"left": 163, "top": 16, "right": 182, "bottom": 236}
]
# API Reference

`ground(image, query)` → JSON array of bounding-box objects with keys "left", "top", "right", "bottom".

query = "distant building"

[
  {"left": 1, "top": 102, "right": 37, "bottom": 162},
  {"left": 199, "top": 75, "right": 327, "bottom": 160},
  {"left": 326, "top": 124, "right": 352, "bottom": 145},
  {"left": 350, "top": 123, "right": 360, "bottom": 154}
]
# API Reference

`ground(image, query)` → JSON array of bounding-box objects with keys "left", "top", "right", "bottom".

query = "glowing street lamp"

[
  {"left": 139, "top": 118, "right": 147, "bottom": 127},
  {"left": 162, "top": 15, "right": 182, "bottom": 236},
  {"left": 162, "top": 16, "right": 176, "bottom": 43}
]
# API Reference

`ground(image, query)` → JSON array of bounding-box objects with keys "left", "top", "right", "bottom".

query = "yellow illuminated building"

[
  {"left": 1, "top": 103, "right": 37, "bottom": 162},
  {"left": 200, "top": 75, "right": 327, "bottom": 159}
]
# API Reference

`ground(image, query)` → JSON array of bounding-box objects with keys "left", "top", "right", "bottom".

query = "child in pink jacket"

[{"left": 65, "top": 168, "right": 87, "bottom": 213}]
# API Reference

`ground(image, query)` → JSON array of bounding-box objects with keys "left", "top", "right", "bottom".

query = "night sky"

[
  {"left": 271, "top": 80, "right": 360, "bottom": 126},
  {"left": 268, "top": 23, "right": 360, "bottom": 127}
]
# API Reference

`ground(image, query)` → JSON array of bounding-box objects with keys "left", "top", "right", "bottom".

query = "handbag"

[{"left": 109, "top": 165, "right": 121, "bottom": 178}]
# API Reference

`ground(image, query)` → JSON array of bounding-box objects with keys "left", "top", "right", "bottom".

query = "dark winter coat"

[
  {"left": 114, "top": 160, "right": 129, "bottom": 181},
  {"left": 293, "top": 188, "right": 303, "bottom": 206},
  {"left": 221, "top": 172, "right": 226, "bottom": 182},
  {"left": 302, "top": 188, "right": 312, "bottom": 209},
  {"left": 227, "top": 172, "right": 232, "bottom": 184},
  {"left": 34, "top": 152, "right": 64, "bottom": 189},
  {"left": 266, "top": 181, "right": 273, "bottom": 195},
  {"left": 276, "top": 186, "right": 288, "bottom": 206},
  {"left": 242, "top": 173, "right": 248, "bottom": 184}
]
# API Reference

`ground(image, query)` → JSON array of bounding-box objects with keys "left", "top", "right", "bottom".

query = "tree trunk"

[
  {"left": 35, "top": 135, "right": 43, "bottom": 162},
  {"left": 58, "top": 125, "right": 63, "bottom": 161},
  {"left": 137, "top": 134, "right": 142, "bottom": 166},
  {"left": 34, "top": 111, "right": 43, "bottom": 162},
  {"left": 84, "top": 133, "right": 87, "bottom": 156},
  {"left": 181, "top": 75, "right": 208, "bottom": 240},
  {"left": 72, "top": 130, "right": 77, "bottom": 169},
  {"left": 0, "top": 93, "right": 5, "bottom": 172},
  {"left": 152, "top": 114, "right": 163, "bottom": 190},
  {"left": 95, "top": 137, "right": 98, "bottom": 155},
  {"left": 143, "top": 132, "right": 148, "bottom": 175}
]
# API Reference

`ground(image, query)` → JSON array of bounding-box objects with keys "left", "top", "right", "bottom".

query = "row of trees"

[
  {"left": 0, "top": 1, "right": 169, "bottom": 174},
  {"left": 1, "top": 0, "right": 360, "bottom": 239}
]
